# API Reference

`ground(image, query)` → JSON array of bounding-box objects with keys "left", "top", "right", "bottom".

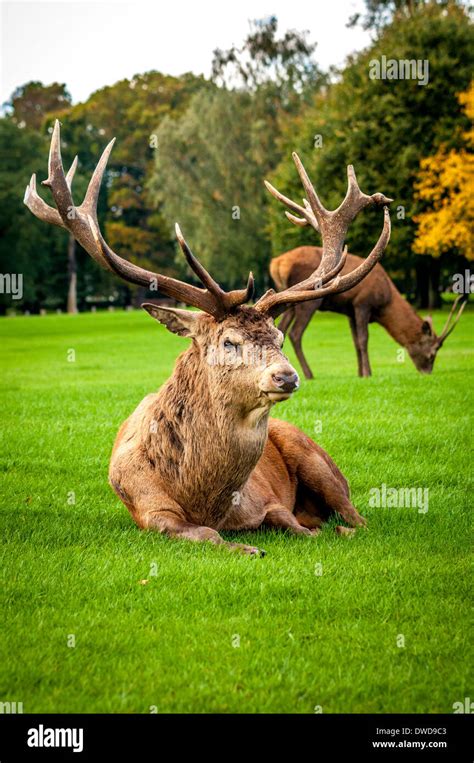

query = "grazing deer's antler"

[
  {"left": 24, "top": 120, "right": 253, "bottom": 320},
  {"left": 255, "top": 153, "right": 393, "bottom": 316},
  {"left": 436, "top": 294, "right": 468, "bottom": 347}
]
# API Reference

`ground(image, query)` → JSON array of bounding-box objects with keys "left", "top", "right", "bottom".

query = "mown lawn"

[{"left": 0, "top": 307, "right": 472, "bottom": 713}]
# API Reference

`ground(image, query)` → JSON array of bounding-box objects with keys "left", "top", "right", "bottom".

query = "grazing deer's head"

[
  {"left": 407, "top": 299, "right": 468, "bottom": 374},
  {"left": 24, "top": 122, "right": 392, "bottom": 413}
]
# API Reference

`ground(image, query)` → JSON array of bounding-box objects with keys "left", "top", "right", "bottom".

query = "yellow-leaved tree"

[{"left": 413, "top": 82, "right": 474, "bottom": 261}]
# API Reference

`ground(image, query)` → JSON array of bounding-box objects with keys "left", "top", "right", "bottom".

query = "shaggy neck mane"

[{"left": 142, "top": 343, "right": 270, "bottom": 526}]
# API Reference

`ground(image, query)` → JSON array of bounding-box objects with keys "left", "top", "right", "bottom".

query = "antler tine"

[
  {"left": 24, "top": 137, "right": 78, "bottom": 230},
  {"left": 25, "top": 120, "right": 254, "bottom": 319},
  {"left": 65, "top": 155, "right": 78, "bottom": 191},
  {"left": 264, "top": 180, "right": 319, "bottom": 231},
  {"left": 79, "top": 138, "right": 116, "bottom": 216},
  {"left": 175, "top": 223, "right": 225, "bottom": 298},
  {"left": 24, "top": 173, "right": 64, "bottom": 228},
  {"left": 175, "top": 224, "right": 254, "bottom": 314},
  {"left": 437, "top": 295, "right": 468, "bottom": 345},
  {"left": 256, "top": 153, "right": 393, "bottom": 316},
  {"left": 42, "top": 119, "right": 74, "bottom": 211},
  {"left": 255, "top": 207, "right": 391, "bottom": 316},
  {"left": 292, "top": 152, "right": 327, "bottom": 223},
  {"left": 339, "top": 164, "right": 393, "bottom": 222}
]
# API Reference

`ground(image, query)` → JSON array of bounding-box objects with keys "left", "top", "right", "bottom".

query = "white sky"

[{"left": 0, "top": 0, "right": 371, "bottom": 105}]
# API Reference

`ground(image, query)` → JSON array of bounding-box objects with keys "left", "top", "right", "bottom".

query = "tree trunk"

[
  {"left": 415, "top": 256, "right": 430, "bottom": 309},
  {"left": 428, "top": 257, "right": 441, "bottom": 309},
  {"left": 67, "top": 233, "right": 78, "bottom": 314}
]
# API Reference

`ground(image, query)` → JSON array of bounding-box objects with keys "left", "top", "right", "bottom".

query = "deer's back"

[{"left": 270, "top": 246, "right": 393, "bottom": 314}]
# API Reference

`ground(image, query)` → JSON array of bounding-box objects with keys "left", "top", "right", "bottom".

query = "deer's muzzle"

[{"left": 260, "top": 363, "right": 300, "bottom": 401}]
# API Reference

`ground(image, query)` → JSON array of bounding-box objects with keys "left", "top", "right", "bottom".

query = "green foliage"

[
  {"left": 212, "top": 15, "right": 324, "bottom": 106},
  {"left": 4, "top": 81, "right": 71, "bottom": 129},
  {"left": 1, "top": 8, "right": 472, "bottom": 310},
  {"left": 267, "top": 3, "right": 474, "bottom": 295},
  {"left": 0, "top": 309, "right": 471, "bottom": 711},
  {"left": 0, "top": 73, "right": 210, "bottom": 311},
  {"left": 151, "top": 88, "right": 276, "bottom": 290},
  {"left": 0, "top": 120, "right": 67, "bottom": 312},
  {"left": 56, "top": 72, "right": 212, "bottom": 288},
  {"left": 348, "top": 0, "right": 463, "bottom": 30},
  {"left": 151, "top": 16, "right": 326, "bottom": 294}
]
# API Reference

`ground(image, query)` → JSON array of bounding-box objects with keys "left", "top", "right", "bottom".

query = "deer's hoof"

[
  {"left": 335, "top": 526, "right": 356, "bottom": 537},
  {"left": 227, "top": 542, "right": 266, "bottom": 557},
  {"left": 247, "top": 545, "right": 266, "bottom": 557}
]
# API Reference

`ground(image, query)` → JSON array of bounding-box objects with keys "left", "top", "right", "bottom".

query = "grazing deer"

[
  {"left": 25, "top": 124, "right": 391, "bottom": 555},
  {"left": 265, "top": 183, "right": 466, "bottom": 378}
]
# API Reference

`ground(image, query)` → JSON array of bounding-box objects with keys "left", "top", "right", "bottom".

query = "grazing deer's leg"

[
  {"left": 349, "top": 314, "right": 364, "bottom": 376},
  {"left": 277, "top": 307, "right": 295, "bottom": 336},
  {"left": 353, "top": 307, "right": 371, "bottom": 377},
  {"left": 288, "top": 300, "right": 322, "bottom": 380},
  {"left": 263, "top": 505, "right": 320, "bottom": 536}
]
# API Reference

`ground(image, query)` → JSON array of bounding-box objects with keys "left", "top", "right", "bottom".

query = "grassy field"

[{"left": 0, "top": 307, "right": 472, "bottom": 714}]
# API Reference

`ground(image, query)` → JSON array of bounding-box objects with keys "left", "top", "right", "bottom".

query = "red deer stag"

[
  {"left": 25, "top": 124, "right": 391, "bottom": 555},
  {"left": 265, "top": 182, "right": 466, "bottom": 377}
]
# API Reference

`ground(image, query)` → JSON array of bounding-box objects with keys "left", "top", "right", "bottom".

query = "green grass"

[{"left": 0, "top": 308, "right": 472, "bottom": 713}]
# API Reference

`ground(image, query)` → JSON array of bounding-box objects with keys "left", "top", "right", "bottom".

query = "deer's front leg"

[
  {"left": 140, "top": 509, "right": 265, "bottom": 557},
  {"left": 110, "top": 469, "right": 266, "bottom": 556}
]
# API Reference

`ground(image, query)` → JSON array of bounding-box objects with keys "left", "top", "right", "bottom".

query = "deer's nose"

[{"left": 271, "top": 370, "right": 299, "bottom": 392}]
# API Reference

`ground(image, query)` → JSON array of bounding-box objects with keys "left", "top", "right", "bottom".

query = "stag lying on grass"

[
  {"left": 25, "top": 122, "right": 391, "bottom": 556},
  {"left": 265, "top": 184, "right": 466, "bottom": 378}
]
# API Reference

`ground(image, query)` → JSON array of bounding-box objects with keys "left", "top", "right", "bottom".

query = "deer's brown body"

[
  {"left": 25, "top": 126, "right": 393, "bottom": 555},
  {"left": 109, "top": 310, "right": 360, "bottom": 551},
  {"left": 272, "top": 246, "right": 465, "bottom": 378}
]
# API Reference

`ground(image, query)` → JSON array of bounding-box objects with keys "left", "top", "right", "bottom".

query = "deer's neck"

[
  {"left": 378, "top": 284, "right": 424, "bottom": 348},
  {"left": 144, "top": 345, "right": 269, "bottom": 526}
]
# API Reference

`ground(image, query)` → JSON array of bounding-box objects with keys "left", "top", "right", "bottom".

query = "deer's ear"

[
  {"left": 142, "top": 304, "right": 202, "bottom": 337},
  {"left": 422, "top": 317, "right": 433, "bottom": 336}
]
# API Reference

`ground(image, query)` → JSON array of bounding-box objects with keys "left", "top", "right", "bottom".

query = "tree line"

[{"left": 0, "top": 0, "right": 472, "bottom": 315}]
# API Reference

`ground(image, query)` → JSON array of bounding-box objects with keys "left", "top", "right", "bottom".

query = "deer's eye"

[{"left": 224, "top": 340, "right": 237, "bottom": 351}]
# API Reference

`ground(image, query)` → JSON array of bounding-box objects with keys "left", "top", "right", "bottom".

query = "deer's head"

[
  {"left": 407, "top": 300, "right": 467, "bottom": 374},
  {"left": 142, "top": 302, "right": 298, "bottom": 411},
  {"left": 24, "top": 121, "right": 392, "bottom": 409}
]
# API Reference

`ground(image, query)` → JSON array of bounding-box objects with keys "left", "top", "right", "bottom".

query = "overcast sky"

[{"left": 0, "top": 0, "right": 372, "bottom": 105}]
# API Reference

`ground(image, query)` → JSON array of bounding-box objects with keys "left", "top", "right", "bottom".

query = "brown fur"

[
  {"left": 272, "top": 246, "right": 443, "bottom": 378},
  {"left": 109, "top": 305, "right": 365, "bottom": 556}
]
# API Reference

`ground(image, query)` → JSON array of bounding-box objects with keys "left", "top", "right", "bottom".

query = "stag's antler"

[
  {"left": 436, "top": 294, "right": 468, "bottom": 347},
  {"left": 24, "top": 120, "right": 253, "bottom": 320},
  {"left": 255, "top": 153, "right": 393, "bottom": 316}
]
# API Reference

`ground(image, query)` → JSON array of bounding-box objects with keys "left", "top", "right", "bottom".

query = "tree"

[
  {"left": 211, "top": 15, "right": 323, "bottom": 105},
  {"left": 0, "top": 120, "right": 66, "bottom": 314},
  {"left": 58, "top": 71, "right": 211, "bottom": 306},
  {"left": 150, "top": 89, "right": 274, "bottom": 291},
  {"left": 149, "top": 18, "right": 325, "bottom": 294},
  {"left": 4, "top": 81, "right": 71, "bottom": 129},
  {"left": 267, "top": 2, "right": 473, "bottom": 307},
  {"left": 413, "top": 83, "right": 474, "bottom": 262},
  {"left": 3, "top": 81, "right": 81, "bottom": 312},
  {"left": 348, "top": 0, "right": 461, "bottom": 30},
  {"left": 0, "top": 72, "right": 210, "bottom": 312}
]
